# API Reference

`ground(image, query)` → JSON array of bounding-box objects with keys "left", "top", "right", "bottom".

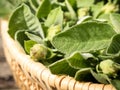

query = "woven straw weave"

[{"left": 0, "top": 20, "right": 116, "bottom": 90}]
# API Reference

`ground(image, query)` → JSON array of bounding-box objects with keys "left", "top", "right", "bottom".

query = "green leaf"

[
  {"left": 65, "top": 0, "right": 76, "bottom": 20},
  {"left": 107, "top": 34, "right": 120, "bottom": 54},
  {"left": 24, "top": 40, "right": 37, "bottom": 54},
  {"left": 49, "top": 59, "right": 78, "bottom": 77},
  {"left": 15, "top": 30, "right": 29, "bottom": 47},
  {"left": 110, "top": 13, "right": 120, "bottom": 33},
  {"left": 98, "top": 14, "right": 110, "bottom": 22},
  {"left": 52, "top": 22, "right": 115, "bottom": 55},
  {"left": 82, "top": 53, "right": 96, "bottom": 60},
  {"left": 91, "top": 1, "right": 104, "bottom": 18},
  {"left": 67, "top": 52, "right": 90, "bottom": 69},
  {"left": 44, "top": 7, "right": 63, "bottom": 28},
  {"left": 110, "top": 79, "right": 120, "bottom": 90},
  {"left": 68, "top": 0, "right": 76, "bottom": 8},
  {"left": 75, "top": 68, "right": 96, "bottom": 82},
  {"left": 76, "top": 0, "right": 94, "bottom": 8},
  {"left": 81, "top": 53, "right": 99, "bottom": 67},
  {"left": 25, "top": 32, "right": 44, "bottom": 44},
  {"left": 77, "top": 16, "right": 92, "bottom": 24},
  {"left": 29, "top": 0, "right": 39, "bottom": 10},
  {"left": 91, "top": 70, "right": 109, "bottom": 84},
  {"left": 113, "top": 63, "right": 120, "bottom": 70},
  {"left": 8, "top": 4, "right": 44, "bottom": 39},
  {"left": 36, "top": 0, "right": 51, "bottom": 19}
]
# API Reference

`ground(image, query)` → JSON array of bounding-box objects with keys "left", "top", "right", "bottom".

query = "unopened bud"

[
  {"left": 47, "top": 25, "right": 61, "bottom": 41},
  {"left": 101, "top": 2, "right": 118, "bottom": 14},
  {"left": 30, "top": 44, "right": 48, "bottom": 61},
  {"left": 77, "top": 8, "right": 89, "bottom": 19},
  {"left": 99, "top": 59, "right": 117, "bottom": 76}
]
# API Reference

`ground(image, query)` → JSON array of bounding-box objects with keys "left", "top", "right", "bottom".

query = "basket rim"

[{"left": 1, "top": 19, "right": 115, "bottom": 90}]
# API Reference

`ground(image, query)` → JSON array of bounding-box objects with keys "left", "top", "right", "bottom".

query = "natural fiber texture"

[{"left": 1, "top": 20, "right": 116, "bottom": 90}]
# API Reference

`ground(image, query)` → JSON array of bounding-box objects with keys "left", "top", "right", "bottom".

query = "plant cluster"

[{"left": 2, "top": 0, "right": 120, "bottom": 89}]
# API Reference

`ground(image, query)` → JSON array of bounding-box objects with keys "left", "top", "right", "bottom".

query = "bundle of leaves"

[{"left": 6, "top": 0, "right": 120, "bottom": 89}]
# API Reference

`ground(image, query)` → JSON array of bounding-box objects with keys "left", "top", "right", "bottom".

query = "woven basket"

[{"left": 0, "top": 19, "right": 116, "bottom": 90}]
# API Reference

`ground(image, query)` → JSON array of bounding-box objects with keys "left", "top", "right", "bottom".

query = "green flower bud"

[
  {"left": 77, "top": 8, "right": 89, "bottom": 19},
  {"left": 30, "top": 44, "right": 49, "bottom": 61},
  {"left": 99, "top": 59, "right": 117, "bottom": 76},
  {"left": 101, "top": 2, "right": 118, "bottom": 14},
  {"left": 47, "top": 25, "right": 61, "bottom": 41},
  {"left": 64, "top": 12, "right": 71, "bottom": 21}
]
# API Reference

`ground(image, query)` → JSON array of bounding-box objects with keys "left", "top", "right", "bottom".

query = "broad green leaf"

[
  {"left": 49, "top": 59, "right": 78, "bottom": 77},
  {"left": 15, "top": 30, "right": 29, "bottom": 47},
  {"left": 107, "top": 34, "right": 120, "bottom": 54},
  {"left": 110, "top": 79, "right": 120, "bottom": 90},
  {"left": 25, "top": 32, "right": 44, "bottom": 44},
  {"left": 76, "top": 0, "right": 94, "bottom": 8},
  {"left": 8, "top": 4, "right": 44, "bottom": 39},
  {"left": 75, "top": 68, "right": 96, "bottom": 82},
  {"left": 44, "top": 7, "right": 63, "bottom": 28},
  {"left": 36, "top": 0, "right": 51, "bottom": 19},
  {"left": 67, "top": 52, "right": 90, "bottom": 69},
  {"left": 52, "top": 22, "right": 116, "bottom": 55},
  {"left": 110, "top": 13, "right": 120, "bottom": 33},
  {"left": 65, "top": 0, "right": 76, "bottom": 20},
  {"left": 24, "top": 40, "right": 37, "bottom": 54},
  {"left": 91, "top": 70, "right": 109, "bottom": 84}
]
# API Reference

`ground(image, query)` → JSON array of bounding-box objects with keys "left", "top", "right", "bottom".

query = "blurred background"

[
  {"left": 0, "top": 0, "right": 22, "bottom": 89},
  {"left": 0, "top": 20, "right": 19, "bottom": 90}
]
